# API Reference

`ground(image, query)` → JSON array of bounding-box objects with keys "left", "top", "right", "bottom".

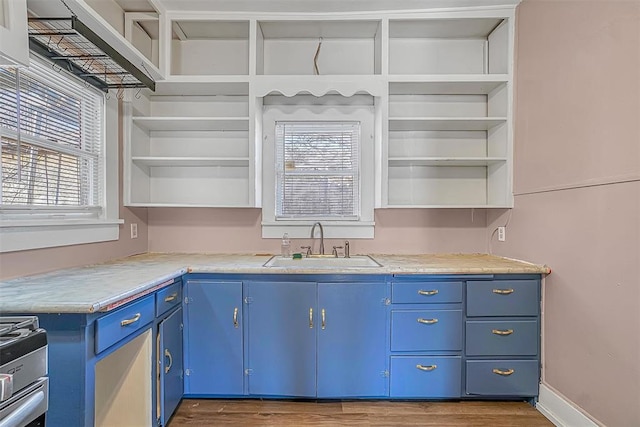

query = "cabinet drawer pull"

[
  {"left": 233, "top": 307, "right": 239, "bottom": 328},
  {"left": 492, "top": 368, "right": 515, "bottom": 376},
  {"left": 492, "top": 288, "right": 514, "bottom": 295},
  {"left": 416, "top": 364, "right": 437, "bottom": 371},
  {"left": 120, "top": 313, "right": 141, "bottom": 326},
  {"left": 164, "top": 349, "right": 173, "bottom": 374},
  {"left": 492, "top": 329, "right": 514, "bottom": 336},
  {"left": 417, "top": 318, "right": 438, "bottom": 325},
  {"left": 418, "top": 289, "right": 439, "bottom": 296},
  {"left": 321, "top": 309, "right": 326, "bottom": 330},
  {"left": 164, "top": 293, "right": 178, "bottom": 302},
  {"left": 309, "top": 308, "right": 313, "bottom": 329}
]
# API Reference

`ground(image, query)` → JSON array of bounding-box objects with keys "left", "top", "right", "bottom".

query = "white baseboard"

[{"left": 537, "top": 383, "right": 600, "bottom": 427}]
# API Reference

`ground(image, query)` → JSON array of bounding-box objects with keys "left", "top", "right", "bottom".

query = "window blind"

[
  {"left": 275, "top": 121, "right": 360, "bottom": 219},
  {"left": 0, "top": 57, "right": 104, "bottom": 216}
]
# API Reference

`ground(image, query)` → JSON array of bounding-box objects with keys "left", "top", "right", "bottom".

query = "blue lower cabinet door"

[
  {"left": 247, "top": 281, "right": 316, "bottom": 397},
  {"left": 184, "top": 280, "right": 244, "bottom": 395},
  {"left": 466, "top": 360, "right": 539, "bottom": 396},
  {"left": 159, "top": 307, "right": 183, "bottom": 425},
  {"left": 317, "top": 282, "right": 388, "bottom": 398},
  {"left": 390, "top": 356, "right": 462, "bottom": 398}
]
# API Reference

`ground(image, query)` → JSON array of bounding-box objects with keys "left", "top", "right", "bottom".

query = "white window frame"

[
  {"left": 0, "top": 56, "right": 121, "bottom": 253},
  {"left": 262, "top": 102, "right": 375, "bottom": 239}
]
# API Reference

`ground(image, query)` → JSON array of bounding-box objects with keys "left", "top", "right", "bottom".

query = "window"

[
  {"left": 262, "top": 99, "right": 375, "bottom": 239},
  {"left": 275, "top": 122, "right": 360, "bottom": 220},
  {"left": 0, "top": 56, "right": 120, "bottom": 252}
]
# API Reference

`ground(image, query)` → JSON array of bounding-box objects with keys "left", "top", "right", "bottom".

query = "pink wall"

[
  {"left": 0, "top": 100, "right": 148, "bottom": 280},
  {"left": 147, "top": 208, "right": 489, "bottom": 254},
  {"left": 488, "top": 1, "right": 640, "bottom": 425}
]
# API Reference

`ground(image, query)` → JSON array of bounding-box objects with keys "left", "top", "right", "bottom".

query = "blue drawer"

[
  {"left": 466, "top": 360, "right": 539, "bottom": 396},
  {"left": 391, "top": 309, "right": 462, "bottom": 351},
  {"left": 467, "top": 280, "right": 539, "bottom": 317},
  {"left": 95, "top": 295, "right": 155, "bottom": 354},
  {"left": 392, "top": 281, "right": 462, "bottom": 304},
  {"left": 466, "top": 320, "right": 538, "bottom": 356},
  {"left": 390, "top": 356, "right": 461, "bottom": 398},
  {"left": 156, "top": 282, "right": 182, "bottom": 317}
]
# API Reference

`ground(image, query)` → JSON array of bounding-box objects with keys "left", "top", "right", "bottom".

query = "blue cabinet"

[
  {"left": 465, "top": 277, "right": 541, "bottom": 398},
  {"left": 158, "top": 307, "right": 183, "bottom": 425},
  {"left": 246, "top": 281, "right": 317, "bottom": 397},
  {"left": 244, "top": 278, "right": 389, "bottom": 398},
  {"left": 183, "top": 280, "right": 244, "bottom": 396},
  {"left": 317, "top": 281, "right": 388, "bottom": 398}
]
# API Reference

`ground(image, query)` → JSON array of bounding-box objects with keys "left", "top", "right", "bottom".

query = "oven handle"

[{"left": 0, "top": 389, "right": 45, "bottom": 427}]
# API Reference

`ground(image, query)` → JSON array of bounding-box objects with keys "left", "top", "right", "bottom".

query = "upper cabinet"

[
  {"left": 123, "top": 4, "right": 518, "bottom": 208},
  {"left": 0, "top": 0, "right": 29, "bottom": 66}
]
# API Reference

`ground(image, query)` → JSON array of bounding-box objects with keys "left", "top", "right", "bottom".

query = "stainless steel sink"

[{"left": 263, "top": 255, "right": 382, "bottom": 268}]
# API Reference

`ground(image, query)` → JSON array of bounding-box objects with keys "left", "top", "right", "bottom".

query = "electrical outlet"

[
  {"left": 130, "top": 223, "right": 138, "bottom": 239},
  {"left": 497, "top": 226, "right": 506, "bottom": 242}
]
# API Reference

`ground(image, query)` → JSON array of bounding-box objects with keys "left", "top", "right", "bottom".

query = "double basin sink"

[{"left": 264, "top": 255, "right": 382, "bottom": 269}]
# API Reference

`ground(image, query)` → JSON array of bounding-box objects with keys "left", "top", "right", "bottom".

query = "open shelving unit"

[{"left": 123, "top": 4, "right": 517, "bottom": 208}]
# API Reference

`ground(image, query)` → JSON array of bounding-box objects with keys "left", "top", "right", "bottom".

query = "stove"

[{"left": 0, "top": 316, "right": 48, "bottom": 427}]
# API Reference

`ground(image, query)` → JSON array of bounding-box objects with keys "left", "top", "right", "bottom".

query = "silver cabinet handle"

[
  {"left": 120, "top": 313, "right": 141, "bottom": 326},
  {"left": 321, "top": 309, "right": 326, "bottom": 330},
  {"left": 164, "top": 293, "right": 178, "bottom": 302},
  {"left": 233, "top": 307, "right": 239, "bottom": 328},
  {"left": 418, "top": 289, "right": 439, "bottom": 296},
  {"left": 493, "top": 368, "right": 515, "bottom": 376},
  {"left": 164, "top": 349, "right": 173, "bottom": 374},
  {"left": 309, "top": 308, "right": 313, "bottom": 329},
  {"left": 416, "top": 364, "right": 437, "bottom": 371},
  {"left": 417, "top": 318, "right": 438, "bottom": 324},
  {"left": 492, "top": 288, "right": 514, "bottom": 295}
]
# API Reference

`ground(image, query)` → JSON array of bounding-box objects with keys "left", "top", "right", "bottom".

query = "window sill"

[
  {"left": 262, "top": 221, "right": 375, "bottom": 239},
  {"left": 0, "top": 219, "right": 124, "bottom": 253}
]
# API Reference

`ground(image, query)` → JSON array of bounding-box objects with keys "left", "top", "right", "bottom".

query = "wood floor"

[{"left": 168, "top": 399, "right": 554, "bottom": 426}]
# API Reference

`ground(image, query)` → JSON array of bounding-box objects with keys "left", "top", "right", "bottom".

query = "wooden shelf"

[
  {"left": 388, "top": 117, "right": 507, "bottom": 131},
  {"left": 388, "top": 157, "right": 507, "bottom": 167},
  {"left": 132, "top": 117, "right": 249, "bottom": 131},
  {"left": 389, "top": 75, "right": 508, "bottom": 95},
  {"left": 132, "top": 157, "right": 250, "bottom": 167}
]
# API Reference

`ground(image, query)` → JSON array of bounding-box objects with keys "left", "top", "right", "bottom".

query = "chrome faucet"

[{"left": 310, "top": 222, "right": 325, "bottom": 255}]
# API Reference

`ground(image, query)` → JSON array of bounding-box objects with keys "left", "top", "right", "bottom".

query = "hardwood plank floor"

[{"left": 168, "top": 399, "right": 554, "bottom": 426}]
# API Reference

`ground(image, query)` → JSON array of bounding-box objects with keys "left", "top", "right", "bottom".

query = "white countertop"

[{"left": 0, "top": 252, "right": 549, "bottom": 314}]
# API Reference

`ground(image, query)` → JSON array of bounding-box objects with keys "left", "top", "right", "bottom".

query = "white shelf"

[
  {"left": 126, "top": 202, "right": 253, "bottom": 208},
  {"left": 152, "top": 77, "right": 249, "bottom": 96},
  {"left": 132, "top": 117, "right": 249, "bottom": 131},
  {"left": 132, "top": 157, "right": 250, "bottom": 167},
  {"left": 388, "top": 157, "right": 507, "bottom": 167},
  {"left": 389, "top": 75, "right": 508, "bottom": 95},
  {"left": 254, "top": 75, "right": 385, "bottom": 97},
  {"left": 388, "top": 117, "right": 507, "bottom": 131},
  {"left": 383, "top": 204, "right": 513, "bottom": 209}
]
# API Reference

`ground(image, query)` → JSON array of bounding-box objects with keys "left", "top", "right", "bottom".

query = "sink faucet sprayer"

[{"left": 310, "top": 222, "right": 324, "bottom": 255}]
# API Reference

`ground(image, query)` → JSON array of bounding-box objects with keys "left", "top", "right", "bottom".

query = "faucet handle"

[
  {"left": 344, "top": 240, "right": 350, "bottom": 258},
  {"left": 300, "top": 246, "right": 312, "bottom": 257},
  {"left": 332, "top": 246, "right": 343, "bottom": 257}
]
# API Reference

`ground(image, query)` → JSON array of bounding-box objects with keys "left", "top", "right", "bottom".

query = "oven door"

[{"left": 0, "top": 378, "right": 48, "bottom": 427}]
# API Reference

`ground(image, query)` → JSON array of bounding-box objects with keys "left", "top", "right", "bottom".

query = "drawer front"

[
  {"left": 391, "top": 310, "right": 462, "bottom": 351},
  {"left": 156, "top": 282, "right": 182, "bottom": 317},
  {"left": 466, "top": 360, "right": 539, "bottom": 397},
  {"left": 467, "top": 280, "right": 539, "bottom": 317},
  {"left": 466, "top": 320, "right": 538, "bottom": 356},
  {"left": 390, "top": 356, "right": 461, "bottom": 398},
  {"left": 95, "top": 295, "right": 155, "bottom": 354},
  {"left": 392, "top": 281, "right": 462, "bottom": 304}
]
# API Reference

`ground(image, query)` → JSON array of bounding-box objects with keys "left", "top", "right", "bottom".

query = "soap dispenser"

[{"left": 281, "top": 233, "right": 291, "bottom": 258}]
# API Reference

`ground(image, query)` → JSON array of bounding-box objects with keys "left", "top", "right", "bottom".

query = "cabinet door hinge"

[
  {"left": 382, "top": 298, "right": 391, "bottom": 306},
  {"left": 184, "top": 296, "right": 192, "bottom": 304},
  {"left": 245, "top": 368, "right": 253, "bottom": 376},
  {"left": 244, "top": 296, "right": 253, "bottom": 304},
  {"left": 180, "top": 323, "right": 184, "bottom": 331},
  {"left": 185, "top": 368, "right": 192, "bottom": 376},
  {"left": 381, "top": 370, "right": 389, "bottom": 378}
]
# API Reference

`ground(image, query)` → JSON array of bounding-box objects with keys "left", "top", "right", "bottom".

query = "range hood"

[{"left": 27, "top": 16, "right": 155, "bottom": 92}]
